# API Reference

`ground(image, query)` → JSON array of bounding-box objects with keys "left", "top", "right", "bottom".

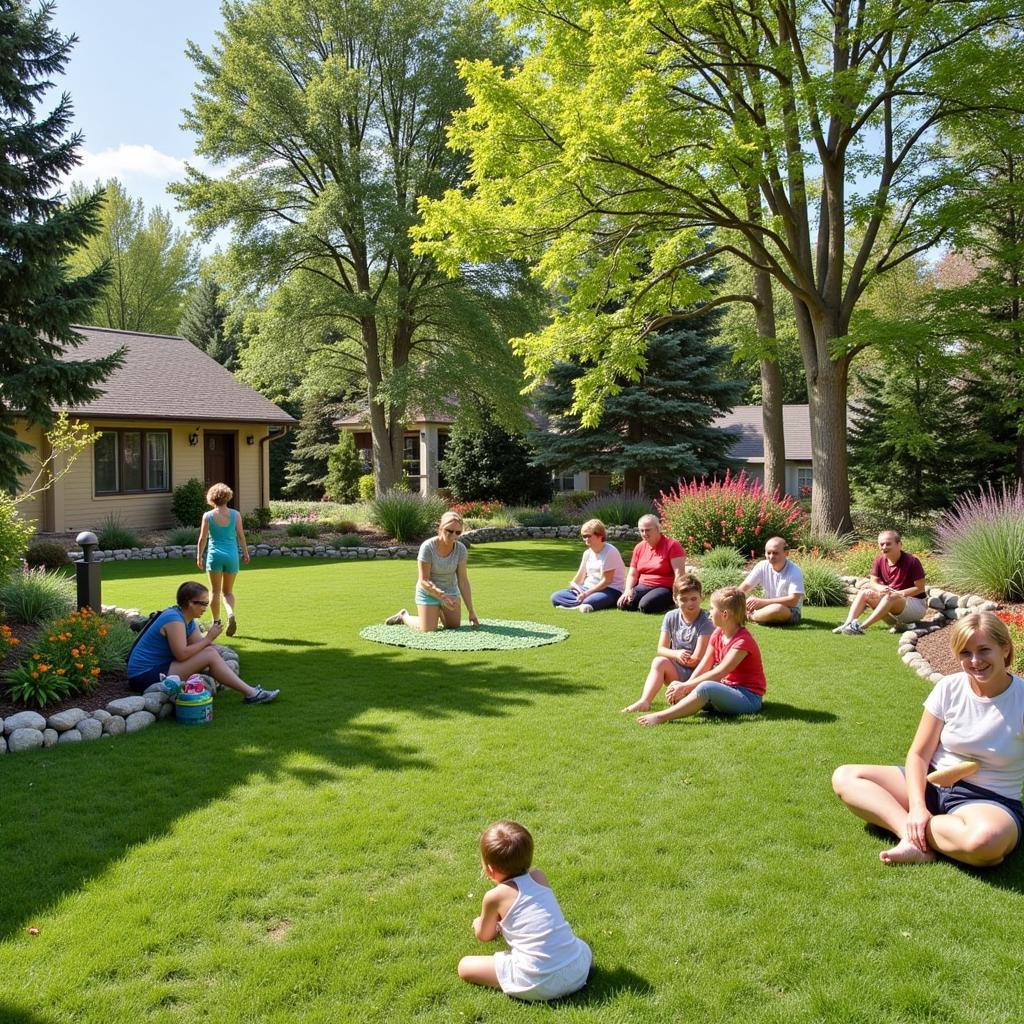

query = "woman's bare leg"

[
  {"left": 207, "top": 570, "right": 224, "bottom": 621},
  {"left": 221, "top": 571, "right": 237, "bottom": 622},
  {"left": 403, "top": 605, "right": 441, "bottom": 632},
  {"left": 637, "top": 690, "right": 708, "bottom": 726},
  {"left": 927, "top": 804, "right": 1019, "bottom": 868},
  {"left": 440, "top": 602, "right": 463, "bottom": 629},
  {"left": 169, "top": 647, "right": 257, "bottom": 698}
]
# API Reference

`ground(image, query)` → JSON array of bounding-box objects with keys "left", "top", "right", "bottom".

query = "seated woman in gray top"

[{"left": 385, "top": 511, "right": 480, "bottom": 631}]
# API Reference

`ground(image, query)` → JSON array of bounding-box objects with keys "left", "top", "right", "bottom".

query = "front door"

[{"left": 204, "top": 432, "right": 238, "bottom": 507}]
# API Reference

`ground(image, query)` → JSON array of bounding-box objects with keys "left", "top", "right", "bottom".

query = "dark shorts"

[
  {"left": 925, "top": 779, "right": 1024, "bottom": 853},
  {"left": 127, "top": 665, "right": 168, "bottom": 694}
]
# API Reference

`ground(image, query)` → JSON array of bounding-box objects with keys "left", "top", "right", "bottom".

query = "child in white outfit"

[{"left": 458, "top": 820, "right": 592, "bottom": 1002}]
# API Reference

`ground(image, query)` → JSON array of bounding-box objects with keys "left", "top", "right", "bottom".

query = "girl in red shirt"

[{"left": 637, "top": 586, "right": 766, "bottom": 726}]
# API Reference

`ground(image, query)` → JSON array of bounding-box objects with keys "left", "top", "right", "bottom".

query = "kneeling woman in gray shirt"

[{"left": 385, "top": 511, "right": 480, "bottom": 631}]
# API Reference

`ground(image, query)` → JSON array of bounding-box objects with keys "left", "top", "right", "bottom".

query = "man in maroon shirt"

[{"left": 834, "top": 530, "right": 927, "bottom": 635}]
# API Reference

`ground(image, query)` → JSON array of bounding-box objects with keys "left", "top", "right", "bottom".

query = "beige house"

[
  {"left": 334, "top": 408, "right": 454, "bottom": 496},
  {"left": 14, "top": 326, "right": 295, "bottom": 533}
]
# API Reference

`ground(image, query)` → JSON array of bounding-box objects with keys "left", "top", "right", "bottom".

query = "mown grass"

[{"left": 1, "top": 540, "right": 1022, "bottom": 1024}]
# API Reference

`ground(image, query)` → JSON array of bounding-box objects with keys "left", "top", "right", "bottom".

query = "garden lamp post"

[{"left": 75, "top": 531, "right": 102, "bottom": 612}]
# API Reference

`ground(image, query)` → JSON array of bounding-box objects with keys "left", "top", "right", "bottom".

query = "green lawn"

[{"left": 2, "top": 541, "right": 1022, "bottom": 1023}]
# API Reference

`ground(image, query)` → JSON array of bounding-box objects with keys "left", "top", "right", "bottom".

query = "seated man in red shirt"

[
  {"left": 616, "top": 514, "right": 687, "bottom": 615},
  {"left": 834, "top": 530, "right": 926, "bottom": 635}
]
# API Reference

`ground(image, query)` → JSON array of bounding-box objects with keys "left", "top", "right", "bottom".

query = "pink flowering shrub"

[{"left": 656, "top": 470, "right": 806, "bottom": 557}]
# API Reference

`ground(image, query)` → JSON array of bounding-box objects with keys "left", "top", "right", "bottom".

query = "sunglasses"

[{"left": 192, "top": 599, "right": 210, "bottom": 607}]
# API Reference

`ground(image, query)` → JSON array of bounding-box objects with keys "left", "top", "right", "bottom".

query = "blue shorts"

[
  {"left": 415, "top": 586, "right": 460, "bottom": 607},
  {"left": 207, "top": 549, "right": 240, "bottom": 574},
  {"left": 925, "top": 778, "right": 1024, "bottom": 852},
  {"left": 127, "top": 665, "right": 168, "bottom": 693},
  {"left": 788, "top": 606, "right": 802, "bottom": 625}
]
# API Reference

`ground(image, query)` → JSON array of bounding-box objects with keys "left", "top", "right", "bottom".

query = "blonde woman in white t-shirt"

[{"left": 832, "top": 612, "right": 1024, "bottom": 868}]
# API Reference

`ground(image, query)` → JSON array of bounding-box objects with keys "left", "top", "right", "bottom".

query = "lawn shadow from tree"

[
  {"left": 0, "top": 641, "right": 596, "bottom": 941},
  {"left": 0, "top": 1004, "right": 51, "bottom": 1024}
]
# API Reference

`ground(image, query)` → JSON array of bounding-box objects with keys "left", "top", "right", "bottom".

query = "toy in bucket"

[{"left": 173, "top": 673, "right": 214, "bottom": 725}]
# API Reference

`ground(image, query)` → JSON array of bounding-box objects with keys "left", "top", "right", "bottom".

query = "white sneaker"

[
  {"left": 578, "top": 603, "right": 594, "bottom": 613},
  {"left": 832, "top": 622, "right": 851, "bottom": 634},
  {"left": 841, "top": 621, "right": 865, "bottom": 635}
]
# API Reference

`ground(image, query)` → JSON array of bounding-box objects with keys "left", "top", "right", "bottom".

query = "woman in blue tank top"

[
  {"left": 196, "top": 482, "right": 250, "bottom": 637},
  {"left": 126, "top": 580, "right": 278, "bottom": 704}
]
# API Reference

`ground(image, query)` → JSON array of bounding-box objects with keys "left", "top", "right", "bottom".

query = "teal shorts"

[
  {"left": 207, "top": 549, "right": 240, "bottom": 574},
  {"left": 415, "top": 585, "right": 460, "bottom": 607}
]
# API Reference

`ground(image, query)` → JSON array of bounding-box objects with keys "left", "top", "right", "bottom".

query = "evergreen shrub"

[
  {"left": 579, "top": 492, "right": 652, "bottom": 527},
  {"left": 172, "top": 478, "right": 207, "bottom": 527},
  {"left": 657, "top": 470, "right": 805, "bottom": 557},
  {"left": 936, "top": 482, "right": 1024, "bottom": 601},
  {"left": 24, "top": 540, "right": 71, "bottom": 570},
  {"left": 359, "top": 474, "right": 376, "bottom": 501},
  {"left": 369, "top": 490, "right": 447, "bottom": 543},
  {"left": 286, "top": 521, "right": 320, "bottom": 538},
  {"left": 334, "top": 534, "right": 364, "bottom": 548},
  {"left": 325, "top": 433, "right": 362, "bottom": 502}
]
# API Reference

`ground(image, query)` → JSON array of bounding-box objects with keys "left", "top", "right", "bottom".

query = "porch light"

[{"left": 188, "top": 431, "right": 200, "bottom": 446}]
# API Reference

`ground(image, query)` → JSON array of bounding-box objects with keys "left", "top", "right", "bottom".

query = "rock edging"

[
  {"left": 0, "top": 607, "right": 239, "bottom": 757},
  {"left": 65, "top": 525, "right": 642, "bottom": 563},
  {"left": 840, "top": 577, "right": 1001, "bottom": 684}
]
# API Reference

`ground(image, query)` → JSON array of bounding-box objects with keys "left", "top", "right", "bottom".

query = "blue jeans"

[
  {"left": 550, "top": 587, "right": 622, "bottom": 610},
  {"left": 693, "top": 682, "right": 763, "bottom": 715}
]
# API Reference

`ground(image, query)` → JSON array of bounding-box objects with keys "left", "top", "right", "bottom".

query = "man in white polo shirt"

[{"left": 739, "top": 536, "right": 804, "bottom": 626}]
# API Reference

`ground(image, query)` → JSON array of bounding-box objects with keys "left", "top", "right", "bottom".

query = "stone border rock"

[
  {"left": 0, "top": 607, "right": 239, "bottom": 756},
  {"left": 66, "top": 526, "right": 641, "bottom": 563},
  {"left": 839, "top": 577, "right": 1001, "bottom": 684}
]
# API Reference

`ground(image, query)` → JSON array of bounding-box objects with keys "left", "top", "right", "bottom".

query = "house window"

[
  {"left": 553, "top": 471, "right": 576, "bottom": 492},
  {"left": 94, "top": 430, "right": 171, "bottom": 495},
  {"left": 403, "top": 434, "right": 421, "bottom": 478},
  {"left": 797, "top": 466, "right": 813, "bottom": 498}
]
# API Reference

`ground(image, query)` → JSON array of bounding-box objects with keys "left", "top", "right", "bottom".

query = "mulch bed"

[
  {"left": 913, "top": 601, "right": 1024, "bottom": 678},
  {"left": 0, "top": 620, "right": 134, "bottom": 720}
]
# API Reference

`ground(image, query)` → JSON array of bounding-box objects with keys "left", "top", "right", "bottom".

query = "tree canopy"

[
  {"left": 0, "top": 0, "right": 123, "bottom": 493},
  {"left": 67, "top": 178, "right": 196, "bottom": 335},
  {"left": 173, "top": 0, "right": 543, "bottom": 494},
  {"left": 416, "top": 0, "right": 1023, "bottom": 530}
]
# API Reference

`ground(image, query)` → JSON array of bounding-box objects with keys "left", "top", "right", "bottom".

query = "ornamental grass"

[{"left": 935, "top": 481, "right": 1024, "bottom": 601}]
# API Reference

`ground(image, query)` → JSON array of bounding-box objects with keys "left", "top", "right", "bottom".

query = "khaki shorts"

[{"left": 885, "top": 596, "right": 926, "bottom": 625}]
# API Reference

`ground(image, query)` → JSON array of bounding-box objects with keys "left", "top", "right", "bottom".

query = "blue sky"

[{"left": 52, "top": 0, "right": 223, "bottom": 228}]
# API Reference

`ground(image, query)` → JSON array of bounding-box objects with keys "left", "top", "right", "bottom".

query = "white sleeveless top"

[{"left": 494, "top": 872, "right": 591, "bottom": 1000}]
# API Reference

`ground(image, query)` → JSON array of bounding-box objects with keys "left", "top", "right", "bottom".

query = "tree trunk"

[
  {"left": 802, "top": 333, "right": 852, "bottom": 534},
  {"left": 752, "top": 266, "right": 785, "bottom": 496}
]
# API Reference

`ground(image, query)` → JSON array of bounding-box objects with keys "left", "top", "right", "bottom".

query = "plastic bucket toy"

[{"left": 175, "top": 689, "right": 213, "bottom": 725}]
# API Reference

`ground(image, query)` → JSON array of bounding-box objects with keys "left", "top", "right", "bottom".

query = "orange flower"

[
  {"left": 56, "top": 668, "right": 66, "bottom": 676},
  {"left": 90, "top": 667, "right": 101, "bottom": 676},
  {"left": 75, "top": 662, "right": 84, "bottom": 669}
]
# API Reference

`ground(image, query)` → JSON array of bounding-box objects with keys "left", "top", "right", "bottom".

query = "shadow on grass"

[
  {"left": 0, "top": 1004, "right": 51, "bottom": 1023},
  {"left": 863, "top": 824, "right": 1024, "bottom": 892},
  {"left": 0, "top": 643, "right": 596, "bottom": 940},
  {"left": 552, "top": 963, "right": 655, "bottom": 1006},
  {"left": 670, "top": 702, "right": 837, "bottom": 726}
]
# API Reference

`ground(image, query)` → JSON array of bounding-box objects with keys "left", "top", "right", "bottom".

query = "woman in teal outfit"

[{"left": 196, "top": 482, "right": 250, "bottom": 636}]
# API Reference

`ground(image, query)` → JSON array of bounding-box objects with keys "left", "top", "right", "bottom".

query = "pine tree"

[
  {"left": 440, "top": 407, "right": 552, "bottom": 505},
  {"left": 324, "top": 432, "right": 363, "bottom": 503},
  {"left": 533, "top": 308, "right": 747, "bottom": 495},
  {"left": 178, "top": 277, "right": 239, "bottom": 370},
  {"left": 283, "top": 392, "right": 349, "bottom": 499},
  {"left": 0, "top": 1, "right": 124, "bottom": 492}
]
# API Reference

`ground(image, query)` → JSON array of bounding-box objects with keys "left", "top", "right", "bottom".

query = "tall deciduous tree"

[
  {"left": 533, "top": 304, "right": 746, "bottom": 494},
  {"left": 173, "top": 0, "right": 541, "bottom": 495},
  {"left": 417, "top": 0, "right": 1021, "bottom": 531},
  {"left": 0, "top": 0, "right": 123, "bottom": 493},
  {"left": 67, "top": 178, "right": 196, "bottom": 334}
]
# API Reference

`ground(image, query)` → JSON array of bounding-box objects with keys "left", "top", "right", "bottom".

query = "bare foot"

[
  {"left": 621, "top": 700, "right": 651, "bottom": 713},
  {"left": 637, "top": 713, "right": 665, "bottom": 727},
  {"left": 879, "top": 839, "right": 936, "bottom": 865}
]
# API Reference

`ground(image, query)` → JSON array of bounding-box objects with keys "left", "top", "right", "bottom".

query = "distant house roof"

[
  {"left": 57, "top": 326, "right": 295, "bottom": 424},
  {"left": 335, "top": 407, "right": 456, "bottom": 428},
  {"left": 716, "top": 405, "right": 812, "bottom": 462}
]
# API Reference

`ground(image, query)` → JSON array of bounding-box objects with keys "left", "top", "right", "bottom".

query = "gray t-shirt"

[
  {"left": 660, "top": 608, "right": 714, "bottom": 654},
  {"left": 417, "top": 536, "right": 467, "bottom": 594},
  {"left": 742, "top": 558, "right": 805, "bottom": 609}
]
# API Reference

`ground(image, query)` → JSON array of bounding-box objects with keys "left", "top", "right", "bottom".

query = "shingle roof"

[
  {"left": 57, "top": 326, "right": 295, "bottom": 424},
  {"left": 335, "top": 407, "right": 456, "bottom": 428},
  {"left": 716, "top": 405, "right": 812, "bottom": 462}
]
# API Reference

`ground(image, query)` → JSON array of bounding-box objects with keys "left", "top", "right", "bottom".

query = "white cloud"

[{"left": 65, "top": 144, "right": 213, "bottom": 186}]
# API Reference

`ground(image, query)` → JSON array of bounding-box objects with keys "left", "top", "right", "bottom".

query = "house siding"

[
  {"left": 13, "top": 421, "right": 48, "bottom": 530},
  {"left": 19, "top": 419, "right": 273, "bottom": 533}
]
